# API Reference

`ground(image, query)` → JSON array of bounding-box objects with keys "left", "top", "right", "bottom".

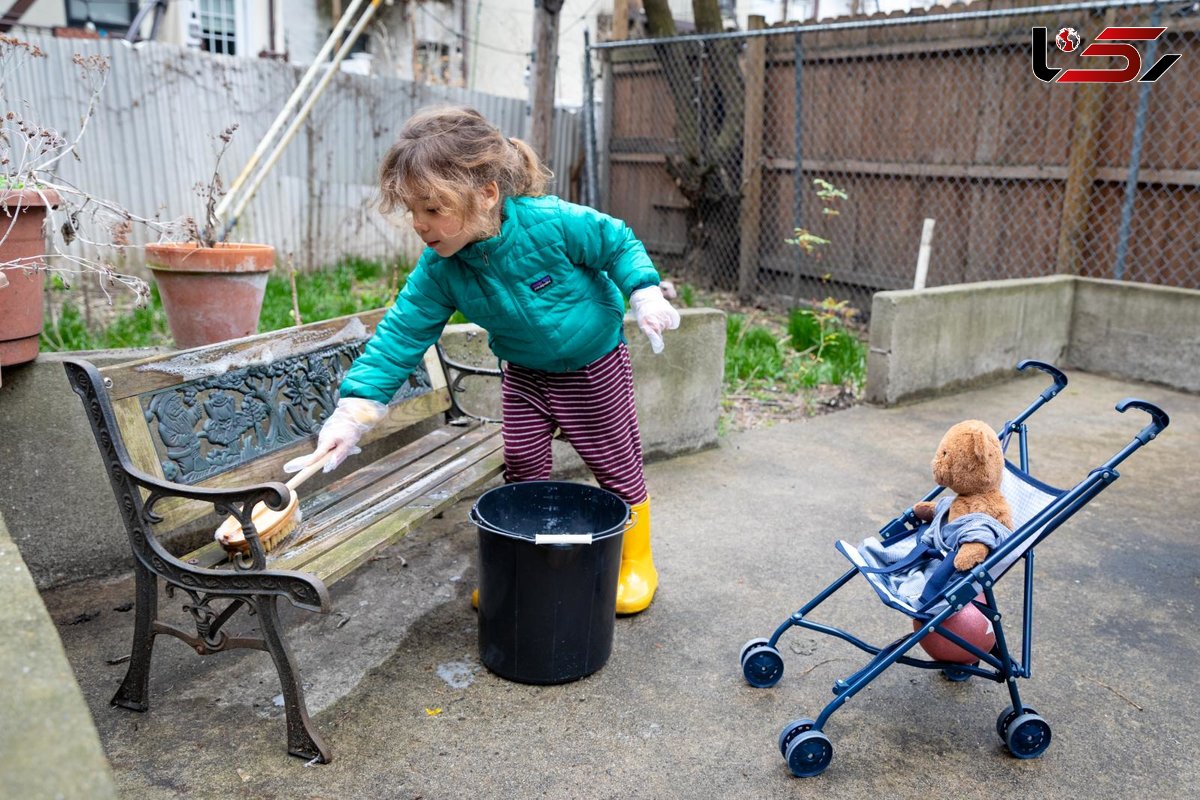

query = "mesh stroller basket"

[{"left": 739, "top": 360, "right": 1169, "bottom": 778}]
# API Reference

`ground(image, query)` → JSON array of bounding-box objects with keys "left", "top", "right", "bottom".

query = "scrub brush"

[{"left": 214, "top": 453, "right": 330, "bottom": 554}]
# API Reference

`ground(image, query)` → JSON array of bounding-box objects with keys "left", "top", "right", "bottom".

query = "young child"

[{"left": 286, "top": 106, "right": 679, "bottom": 614}]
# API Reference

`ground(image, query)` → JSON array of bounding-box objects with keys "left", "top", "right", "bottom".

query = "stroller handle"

[
  {"left": 1001, "top": 360, "right": 1069, "bottom": 443},
  {"left": 1116, "top": 398, "right": 1170, "bottom": 443},
  {"left": 1016, "top": 360, "right": 1068, "bottom": 398}
]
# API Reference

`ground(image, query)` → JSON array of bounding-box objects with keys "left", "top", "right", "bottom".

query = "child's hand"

[
  {"left": 284, "top": 397, "right": 388, "bottom": 474},
  {"left": 630, "top": 285, "right": 681, "bottom": 354}
]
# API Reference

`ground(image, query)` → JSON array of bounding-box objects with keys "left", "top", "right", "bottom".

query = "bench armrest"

[
  {"left": 436, "top": 343, "right": 502, "bottom": 424},
  {"left": 117, "top": 469, "right": 330, "bottom": 610},
  {"left": 63, "top": 358, "right": 329, "bottom": 611}
]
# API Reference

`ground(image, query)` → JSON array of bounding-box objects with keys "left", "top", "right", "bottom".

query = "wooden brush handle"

[{"left": 284, "top": 452, "right": 334, "bottom": 491}]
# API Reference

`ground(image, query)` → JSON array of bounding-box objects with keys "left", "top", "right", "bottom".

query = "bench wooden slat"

[
  {"left": 179, "top": 424, "right": 502, "bottom": 571},
  {"left": 270, "top": 429, "right": 503, "bottom": 574},
  {"left": 112, "top": 396, "right": 166, "bottom": 479},
  {"left": 304, "top": 451, "right": 506, "bottom": 586},
  {"left": 301, "top": 424, "right": 499, "bottom": 533},
  {"left": 301, "top": 423, "right": 477, "bottom": 519}
]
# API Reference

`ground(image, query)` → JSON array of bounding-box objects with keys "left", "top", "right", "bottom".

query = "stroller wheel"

[
  {"left": 740, "top": 637, "right": 771, "bottom": 664},
  {"left": 778, "top": 718, "right": 816, "bottom": 756},
  {"left": 741, "top": 639, "right": 784, "bottom": 688},
  {"left": 785, "top": 730, "right": 833, "bottom": 778},
  {"left": 1005, "top": 712, "right": 1052, "bottom": 759},
  {"left": 996, "top": 705, "right": 1038, "bottom": 741},
  {"left": 941, "top": 666, "right": 973, "bottom": 682}
]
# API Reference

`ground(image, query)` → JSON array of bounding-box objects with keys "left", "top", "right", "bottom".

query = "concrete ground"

[{"left": 43, "top": 370, "right": 1198, "bottom": 799}]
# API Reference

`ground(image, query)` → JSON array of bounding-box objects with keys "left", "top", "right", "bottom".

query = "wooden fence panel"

[{"left": 601, "top": 5, "right": 1200, "bottom": 296}]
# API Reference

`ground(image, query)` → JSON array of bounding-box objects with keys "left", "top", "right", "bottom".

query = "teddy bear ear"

[
  {"left": 970, "top": 423, "right": 1000, "bottom": 464},
  {"left": 972, "top": 428, "right": 990, "bottom": 461}
]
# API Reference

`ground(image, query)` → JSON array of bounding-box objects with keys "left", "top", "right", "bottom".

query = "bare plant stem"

[{"left": 287, "top": 253, "right": 302, "bottom": 326}]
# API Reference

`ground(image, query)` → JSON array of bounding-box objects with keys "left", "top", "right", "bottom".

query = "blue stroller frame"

[{"left": 739, "top": 360, "right": 1169, "bottom": 778}]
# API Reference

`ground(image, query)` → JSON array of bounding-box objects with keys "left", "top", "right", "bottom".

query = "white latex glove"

[
  {"left": 284, "top": 397, "right": 388, "bottom": 474},
  {"left": 629, "top": 285, "right": 681, "bottom": 354}
]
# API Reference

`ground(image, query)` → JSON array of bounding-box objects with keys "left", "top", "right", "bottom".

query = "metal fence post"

[
  {"left": 583, "top": 30, "right": 598, "bottom": 209},
  {"left": 1113, "top": 1, "right": 1164, "bottom": 281},
  {"left": 790, "top": 31, "right": 805, "bottom": 307}
]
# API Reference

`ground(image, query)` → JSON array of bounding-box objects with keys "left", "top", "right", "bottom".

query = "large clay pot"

[
  {"left": 145, "top": 242, "right": 275, "bottom": 349},
  {"left": 0, "top": 189, "right": 59, "bottom": 367}
]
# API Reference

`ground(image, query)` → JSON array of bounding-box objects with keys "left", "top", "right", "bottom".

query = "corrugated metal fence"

[{"left": 4, "top": 35, "right": 581, "bottom": 272}]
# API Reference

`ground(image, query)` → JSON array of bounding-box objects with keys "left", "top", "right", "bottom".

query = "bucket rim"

[{"left": 471, "top": 480, "right": 630, "bottom": 544}]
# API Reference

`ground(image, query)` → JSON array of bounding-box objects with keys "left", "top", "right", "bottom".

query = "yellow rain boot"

[{"left": 615, "top": 498, "right": 658, "bottom": 615}]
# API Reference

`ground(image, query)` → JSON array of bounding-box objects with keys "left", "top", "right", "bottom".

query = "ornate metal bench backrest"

[{"left": 65, "top": 310, "right": 451, "bottom": 545}]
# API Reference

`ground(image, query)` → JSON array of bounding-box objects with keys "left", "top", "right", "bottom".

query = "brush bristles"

[{"left": 214, "top": 494, "right": 299, "bottom": 554}]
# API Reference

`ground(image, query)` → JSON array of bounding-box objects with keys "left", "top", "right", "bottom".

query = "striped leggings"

[{"left": 501, "top": 342, "right": 648, "bottom": 506}]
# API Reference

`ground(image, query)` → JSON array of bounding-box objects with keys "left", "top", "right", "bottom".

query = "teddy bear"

[{"left": 912, "top": 419, "right": 1013, "bottom": 572}]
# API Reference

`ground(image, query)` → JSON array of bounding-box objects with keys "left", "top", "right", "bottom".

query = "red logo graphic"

[
  {"left": 1056, "top": 27, "right": 1082, "bottom": 52},
  {"left": 1032, "top": 26, "right": 1182, "bottom": 83}
]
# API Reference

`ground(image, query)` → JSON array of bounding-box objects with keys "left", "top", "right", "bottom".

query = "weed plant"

[{"left": 724, "top": 299, "right": 866, "bottom": 396}]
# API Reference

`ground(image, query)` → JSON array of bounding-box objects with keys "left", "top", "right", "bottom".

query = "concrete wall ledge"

[
  {"left": 866, "top": 276, "right": 1199, "bottom": 406},
  {"left": 0, "top": 509, "right": 117, "bottom": 798}
]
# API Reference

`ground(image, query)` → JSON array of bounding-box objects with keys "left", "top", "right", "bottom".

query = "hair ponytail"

[{"left": 506, "top": 137, "right": 552, "bottom": 198}]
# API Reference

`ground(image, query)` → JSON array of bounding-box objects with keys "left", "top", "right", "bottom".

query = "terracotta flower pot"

[
  {"left": 145, "top": 242, "right": 276, "bottom": 349},
  {"left": 0, "top": 189, "right": 59, "bottom": 367}
]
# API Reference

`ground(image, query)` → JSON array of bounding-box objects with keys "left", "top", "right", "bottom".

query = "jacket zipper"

[{"left": 482, "top": 250, "right": 535, "bottom": 331}]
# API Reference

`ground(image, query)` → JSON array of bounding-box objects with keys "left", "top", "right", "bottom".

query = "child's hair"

[{"left": 378, "top": 106, "right": 552, "bottom": 228}]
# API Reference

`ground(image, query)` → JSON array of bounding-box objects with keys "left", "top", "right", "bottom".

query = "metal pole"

[
  {"left": 913, "top": 218, "right": 936, "bottom": 289},
  {"left": 583, "top": 30, "right": 598, "bottom": 209},
  {"left": 790, "top": 31, "right": 804, "bottom": 307},
  {"left": 1113, "top": 2, "right": 1163, "bottom": 280},
  {"left": 589, "top": 0, "right": 1167, "bottom": 50}
]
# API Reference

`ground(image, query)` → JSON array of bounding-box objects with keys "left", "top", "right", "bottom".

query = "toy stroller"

[{"left": 739, "top": 360, "right": 1169, "bottom": 777}]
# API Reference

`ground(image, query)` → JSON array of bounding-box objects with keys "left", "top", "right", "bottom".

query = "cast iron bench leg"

[
  {"left": 258, "top": 594, "right": 332, "bottom": 763},
  {"left": 112, "top": 559, "right": 158, "bottom": 712}
]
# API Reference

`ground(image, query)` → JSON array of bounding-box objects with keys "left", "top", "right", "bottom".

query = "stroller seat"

[
  {"left": 837, "top": 460, "right": 1065, "bottom": 617},
  {"left": 739, "top": 360, "right": 1169, "bottom": 778}
]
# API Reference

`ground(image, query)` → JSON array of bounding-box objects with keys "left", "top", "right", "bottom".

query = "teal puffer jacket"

[{"left": 340, "top": 195, "right": 660, "bottom": 405}]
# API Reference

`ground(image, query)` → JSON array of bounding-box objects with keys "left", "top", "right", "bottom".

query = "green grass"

[
  {"left": 725, "top": 314, "right": 785, "bottom": 383},
  {"left": 723, "top": 299, "right": 867, "bottom": 396},
  {"left": 40, "top": 279, "right": 173, "bottom": 351},
  {"left": 785, "top": 303, "right": 867, "bottom": 389},
  {"left": 256, "top": 257, "right": 403, "bottom": 331},
  {"left": 41, "top": 257, "right": 409, "bottom": 352}
]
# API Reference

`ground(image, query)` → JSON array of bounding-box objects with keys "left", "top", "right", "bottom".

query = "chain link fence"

[{"left": 588, "top": 0, "right": 1199, "bottom": 312}]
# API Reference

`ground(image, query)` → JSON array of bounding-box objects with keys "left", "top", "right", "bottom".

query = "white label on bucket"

[{"left": 534, "top": 533, "right": 594, "bottom": 545}]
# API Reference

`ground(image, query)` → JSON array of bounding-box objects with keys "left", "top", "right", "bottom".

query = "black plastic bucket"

[{"left": 472, "top": 481, "right": 629, "bottom": 685}]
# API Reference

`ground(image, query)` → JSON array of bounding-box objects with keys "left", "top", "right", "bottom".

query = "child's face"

[{"left": 409, "top": 182, "right": 500, "bottom": 258}]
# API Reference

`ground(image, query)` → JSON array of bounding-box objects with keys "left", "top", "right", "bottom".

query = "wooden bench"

[{"left": 64, "top": 309, "right": 503, "bottom": 763}]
